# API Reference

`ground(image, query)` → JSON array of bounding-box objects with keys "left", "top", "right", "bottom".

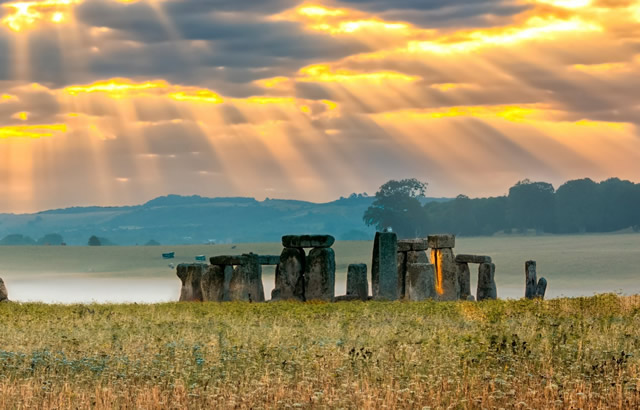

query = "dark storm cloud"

[{"left": 335, "top": 0, "right": 530, "bottom": 27}]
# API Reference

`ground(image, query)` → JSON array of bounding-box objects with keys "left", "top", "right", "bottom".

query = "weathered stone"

[
  {"left": 406, "top": 263, "right": 435, "bottom": 301},
  {"left": 456, "top": 262, "right": 471, "bottom": 300},
  {"left": 477, "top": 263, "right": 497, "bottom": 301},
  {"left": 427, "top": 234, "right": 456, "bottom": 249},
  {"left": 346, "top": 264, "right": 368, "bottom": 301},
  {"left": 177, "top": 263, "right": 206, "bottom": 302},
  {"left": 305, "top": 247, "right": 336, "bottom": 301},
  {"left": 398, "top": 250, "right": 429, "bottom": 300},
  {"left": 397, "top": 239, "right": 429, "bottom": 252},
  {"left": 397, "top": 252, "right": 407, "bottom": 299},
  {"left": 372, "top": 232, "right": 398, "bottom": 300},
  {"left": 0, "top": 277, "right": 8, "bottom": 302},
  {"left": 430, "top": 248, "right": 459, "bottom": 301},
  {"left": 201, "top": 265, "right": 228, "bottom": 302},
  {"left": 272, "top": 247, "right": 305, "bottom": 301},
  {"left": 455, "top": 254, "right": 492, "bottom": 264},
  {"left": 282, "top": 235, "right": 335, "bottom": 249},
  {"left": 258, "top": 255, "right": 280, "bottom": 265},
  {"left": 209, "top": 255, "right": 246, "bottom": 266},
  {"left": 229, "top": 254, "right": 265, "bottom": 302},
  {"left": 525, "top": 261, "right": 537, "bottom": 299},
  {"left": 535, "top": 277, "right": 547, "bottom": 299},
  {"left": 407, "top": 250, "right": 429, "bottom": 264},
  {"left": 467, "top": 295, "right": 476, "bottom": 302}
]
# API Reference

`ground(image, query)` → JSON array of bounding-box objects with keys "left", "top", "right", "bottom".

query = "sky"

[{"left": 0, "top": 0, "right": 638, "bottom": 213}]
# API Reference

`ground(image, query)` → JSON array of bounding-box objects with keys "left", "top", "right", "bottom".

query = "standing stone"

[
  {"left": 406, "top": 263, "right": 435, "bottom": 301},
  {"left": 201, "top": 265, "right": 227, "bottom": 302},
  {"left": 346, "top": 264, "right": 368, "bottom": 301},
  {"left": 371, "top": 232, "right": 398, "bottom": 300},
  {"left": 0, "top": 278, "right": 8, "bottom": 302},
  {"left": 456, "top": 262, "right": 471, "bottom": 300},
  {"left": 397, "top": 252, "right": 407, "bottom": 299},
  {"left": 477, "top": 262, "right": 497, "bottom": 301},
  {"left": 525, "top": 261, "right": 537, "bottom": 299},
  {"left": 535, "top": 277, "right": 547, "bottom": 299},
  {"left": 177, "top": 264, "right": 206, "bottom": 302},
  {"left": 430, "top": 248, "right": 459, "bottom": 301},
  {"left": 229, "top": 254, "right": 265, "bottom": 302},
  {"left": 272, "top": 247, "right": 305, "bottom": 301},
  {"left": 305, "top": 248, "right": 335, "bottom": 301}
]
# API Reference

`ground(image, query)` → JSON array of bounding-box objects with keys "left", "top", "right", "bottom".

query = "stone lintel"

[
  {"left": 282, "top": 234, "right": 335, "bottom": 248},
  {"left": 455, "top": 254, "right": 492, "bottom": 264},
  {"left": 427, "top": 234, "right": 455, "bottom": 249},
  {"left": 397, "top": 238, "right": 429, "bottom": 252}
]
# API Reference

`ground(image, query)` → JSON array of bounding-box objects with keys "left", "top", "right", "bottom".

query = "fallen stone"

[
  {"left": 305, "top": 247, "right": 336, "bottom": 301},
  {"left": 229, "top": 254, "right": 265, "bottom": 302},
  {"left": 427, "top": 234, "right": 456, "bottom": 249},
  {"left": 177, "top": 263, "right": 206, "bottom": 302},
  {"left": 258, "top": 255, "right": 280, "bottom": 265},
  {"left": 0, "top": 277, "right": 8, "bottom": 302},
  {"left": 209, "top": 255, "right": 247, "bottom": 266},
  {"left": 397, "top": 239, "right": 429, "bottom": 252},
  {"left": 431, "top": 248, "right": 459, "bottom": 301},
  {"left": 346, "top": 264, "right": 368, "bottom": 301},
  {"left": 372, "top": 231, "right": 398, "bottom": 300},
  {"left": 525, "top": 261, "right": 537, "bottom": 299},
  {"left": 455, "top": 254, "right": 492, "bottom": 264},
  {"left": 272, "top": 247, "right": 305, "bottom": 301},
  {"left": 535, "top": 277, "right": 547, "bottom": 299},
  {"left": 456, "top": 262, "right": 471, "bottom": 300},
  {"left": 406, "top": 262, "right": 435, "bottom": 301},
  {"left": 201, "top": 265, "right": 228, "bottom": 302},
  {"left": 282, "top": 235, "right": 335, "bottom": 249},
  {"left": 477, "top": 262, "right": 497, "bottom": 301}
]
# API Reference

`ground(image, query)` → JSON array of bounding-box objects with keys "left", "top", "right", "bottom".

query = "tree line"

[{"left": 364, "top": 178, "right": 640, "bottom": 238}]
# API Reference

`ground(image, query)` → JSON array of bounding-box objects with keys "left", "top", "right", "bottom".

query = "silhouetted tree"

[
  {"left": 555, "top": 178, "right": 598, "bottom": 233},
  {"left": 88, "top": 235, "right": 102, "bottom": 246},
  {"left": 363, "top": 178, "right": 429, "bottom": 238},
  {"left": 507, "top": 180, "right": 555, "bottom": 233}
]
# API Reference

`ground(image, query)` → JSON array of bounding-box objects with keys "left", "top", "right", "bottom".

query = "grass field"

[
  {"left": 1, "top": 295, "right": 640, "bottom": 408},
  {"left": 1, "top": 233, "right": 639, "bottom": 303}
]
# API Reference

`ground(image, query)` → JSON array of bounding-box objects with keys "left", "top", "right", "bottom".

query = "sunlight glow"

[
  {"left": 298, "top": 64, "right": 418, "bottom": 83},
  {"left": 2, "top": 0, "right": 80, "bottom": 32},
  {"left": 0, "top": 124, "right": 66, "bottom": 139}
]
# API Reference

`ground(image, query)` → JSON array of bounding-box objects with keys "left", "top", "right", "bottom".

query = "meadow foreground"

[{"left": 1, "top": 295, "right": 639, "bottom": 409}]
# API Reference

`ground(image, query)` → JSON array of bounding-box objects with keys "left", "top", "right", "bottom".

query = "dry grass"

[{"left": 1, "top": 294, "right": 640, "bottom": 409}]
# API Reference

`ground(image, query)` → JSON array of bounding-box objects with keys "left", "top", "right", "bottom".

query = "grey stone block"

[
  {"left": 431, "top": 248, "right": 459, "bottom": 301},
  {"left": 177, "top": 263, "right": 207, "bottom": 302},
  {"left": 455, "top": 254, "right": 492, "bottom": 264},
  {"left": 0, "top": 278, "right": 8, "bottom": 302},
  {"left": 272, "top": 247, "right": 305, "bottom": 301},
  {"left": 397, "top": 239, "right": 429, "bottom": 252},
  {"left": 535, "top": 277, "right": 547, "bottom": 299},
  {"left": 346, "top": 264, "right": 368, "bottom": 301},
  {"left": 427, "top": 234, "right": 456, "bottom": 249},
  {"left": 525, "top": 261, "right": 537, "bottom": 299},
  {"left": 305, "top": 247, "right": 336, "bottom": 301},
  {"left": 477, "top": 262, "right": 497, "bottom": 301},
  {"left": 282, "top": 235, "right": 335, "bottom": 248},
  {"left": 210, "top": 255, "right": 247, "bottom": 266},
  {"left": 406, "top": 263, "right": 435, "bottom": 301},
  {"left": 372, "top": 232, "right": 398, "bottom": 300},
  {"left": 201, "top": 265, "right": 227, "bottom": 302},
  {"left": 397, "top": 252, "right": 407, "bottom": 299},
  {"left": 258, "top": 255, "right": 281, "bottom": 265},
  {"left": 228, "top": 254, "right": 265, "bottom": 302},
  {"left": 456, "top": 262, "right": 471, "bottom": 300}
]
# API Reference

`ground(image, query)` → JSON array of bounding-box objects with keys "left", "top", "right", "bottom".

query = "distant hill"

[{"left": 0, "top": 194, "right": 451, "bottom": 246}]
